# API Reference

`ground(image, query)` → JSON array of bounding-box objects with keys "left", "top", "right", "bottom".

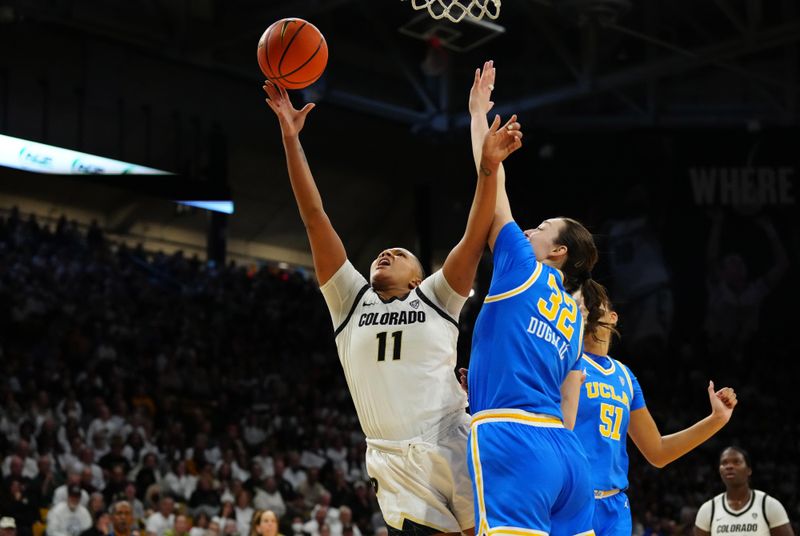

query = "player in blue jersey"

[
  {"left": 574, "top": 292, "right": 738, "bottom": 536},
  {"left": 465, "top": 61, "right": 608, "bottom": 536}
]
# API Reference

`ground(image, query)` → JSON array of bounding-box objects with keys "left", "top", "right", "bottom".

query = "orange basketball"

[{"left": 257, "top": 18, "right": 328, "bottom": 90}]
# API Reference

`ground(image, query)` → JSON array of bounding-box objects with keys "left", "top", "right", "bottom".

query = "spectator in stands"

[
  {"left": 53, "top": 471, "right": 89, "bottom": 508},
  {"left": 110, "top": 501, "right": 138, "bottom": 536},
  {"left": 145, "top": 497, "right": 175, "bottom": 536},
  {"left": 28, "top": 456, "right": 58, "bottom": 509},
  {"left": 249, "top": 511, "right": 280, "bottom": 536},
  {"left": 164, "top": 515, "right": 191, "bottom": 536},
  {"left": 162, "top": 462, "right": 195, "bottom": 504},
  {"left": 297, "top": 469, "right": 325, "bottom": 510},
  {"left": 0, "top": 518, "right": 17, "bottom": 536},
  {"left": 46, "top": 485, "right": 93, "bottom": 536},
  {"left": 251, "top": 478, "right": 284, "bottom": 519},
  {"left": 79, "top": 512, "right": 110, "bottom": 536},
  {"left": 188, "top": 513, "right": 209, "bottom": 536}
]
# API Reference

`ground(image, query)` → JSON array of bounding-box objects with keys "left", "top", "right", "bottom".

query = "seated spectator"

[
  {"left": 53, "top": 470, "right": 89, "bottom": 507},
  {"left": 46, "top": 485, "right": 93, "bottom": 536},
  {"left": 233, "top": 490, "right": 254, "bottom": 536},
  {"left": 99, "top": 436, "right": 131, "bottom": 475},
  {"left": 332, "top": 507, "right": 360, "bottom": 536},
  {"left": 110, "top": 501, "right": 139, "bottom": 536},
  {"left": 248, "top": 511, "right": 281, "bottom": 536},
  {"left": 251, "top": 478, "right": 284, "bottom": 518},
  {"left": 79, "top": 512, "right": 110, "bottom": 536},
  {"left": 122, "top": 483, "right": 145, "bottom": 526},
  {"left": 188, "top": 513, "right": 209, "bottom": 536},
  {"left": 162, "top": 461, "right": 196, "bottom": 504},
  {"left": 164, "top": 515, "right": 191, "bottom": 536},
  {"left": 0, "top": 518, "right": 17, "bottom": 536},
  {"left": 297, "top": 469, "right": 326, "bottom": 510},
  {"left": 145, "top": 497, "right": 175, "bottom": 536},
  {"left": 1, "top": 480, "right": 37, "bottom": 536},
  {"left": 189, "top": 476, "right": 219, "bottom": 519}
]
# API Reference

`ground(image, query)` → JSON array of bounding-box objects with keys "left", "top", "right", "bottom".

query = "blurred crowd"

[{"left": 0, "top": 205, "right": 797, "bottom": 536}]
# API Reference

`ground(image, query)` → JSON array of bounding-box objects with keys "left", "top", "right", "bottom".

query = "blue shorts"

[
  {"left": 593, "top": 492, "right": 630, "bottom": 536},
  {"left": 467, "top": 409, "right": 595, "bottom": 536}
]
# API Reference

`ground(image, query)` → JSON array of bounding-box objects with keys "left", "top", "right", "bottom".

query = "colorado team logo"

[{"left": 410, "top": 299, "right": 420, "bottom": 309}]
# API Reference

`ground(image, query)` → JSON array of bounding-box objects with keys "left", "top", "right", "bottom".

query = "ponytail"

[{"left": 553, "top": 217, "right": 617, "bottom": 343}]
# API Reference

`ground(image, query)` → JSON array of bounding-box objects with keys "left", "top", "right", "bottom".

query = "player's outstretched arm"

[
  {"left": 628, "top": 381, "right": 737, "bottom": 468},
  {"left": 264, "top": 81, "right": 346, "bottom": 285},
  {"left": 443, "top": 114, "right": 523, "bottom": 296},
  {"left": 468, "top": 61, "right": 513, "bottom": 252}
]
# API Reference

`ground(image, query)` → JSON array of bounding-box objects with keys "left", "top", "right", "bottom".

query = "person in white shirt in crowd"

[
  {"left": 58, "top": 437, "right": 84, "bottom": 474},
  {"left": 300, "top": 439, "right": 327, "bottom": 471},
  {"left": 86, "top": 406, "right": 118, "bottom": 447},
  {"left": 77, "top": 449, "right": 104, "bottom": 491},
  {"left": 145, "top": 496, "right": 176, "bottom": 536},
  {"left": 215, "top": 450, "right": 249, "bottom": 484},
  {"left": 325, "top": 436, "right": 348, "bottom": 476},
  {"left": 53, "top": 470, "right": 90, "bottom": 507},
  {"left": 162, "top": 460, "right": 197, "bottom": 503},
  {"left": 298, "top": 468, "right": 327, "bottom": 510},
  {"left": 333, "top": 507, "right": 361, "bottom": 536},
  {"left": 234, "top": 490, "right": 254, "bottom": 536},
  {"left": 281, "top": 453, "right": 306, "bottom": 491},
  {"left": 47, "top": 485, "right": 92, "bottom": 536},
  {"left": 252, "top": 477, "right": 285, "bottom": 518},
  {"left": 2, "top": 445, "right": 37, "bottom": 480},
  {"left": 251, "top": 446, "right": 274, "bottom": 479},
  {"left": 189, "top": 513, "right": 210, "bottom": 536},
  {"left": 242, "top": 414, "right": 267, "bottom": 450},
  {"left": 123, "top": 483, "right": 145, "bottom": 526},
  {"left": 304, "top": 507, "right": 331, "bottom": 536}
]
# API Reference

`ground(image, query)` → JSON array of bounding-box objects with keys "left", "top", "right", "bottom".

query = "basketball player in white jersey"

[
  {"left": 262, "top": 62, "right": 522, "bottom": 536},
  {"left": 695, "top": 446, "right": 794, "bottom": 536}
]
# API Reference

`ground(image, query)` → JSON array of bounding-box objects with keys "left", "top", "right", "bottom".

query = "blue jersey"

[
  {"left": 468, "top": 222, "right": 585, "bottom": 418},
  {"left": 573, "top": 352, "right": 646, "bottom": 491}
]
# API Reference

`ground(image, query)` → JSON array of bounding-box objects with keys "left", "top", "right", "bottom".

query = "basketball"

[{"left": 257, "top": 18, "right": 328, "bottom": 90}]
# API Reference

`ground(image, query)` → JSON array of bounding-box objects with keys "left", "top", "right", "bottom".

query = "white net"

[{"left": 408, "top": 0, "right": 501, "bottom": 23}]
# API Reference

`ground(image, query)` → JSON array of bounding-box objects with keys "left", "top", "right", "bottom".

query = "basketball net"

[{"left": 408, "top": 0, "right": 501, "bottom": 23}]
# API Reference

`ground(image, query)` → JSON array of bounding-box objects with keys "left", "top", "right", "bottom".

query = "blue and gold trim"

[
  {"left": 581, "top": 354, "right": 616, "bottom": 375},
  {"left": 484, "top": 263, "right": 543, "bottom": 303}
]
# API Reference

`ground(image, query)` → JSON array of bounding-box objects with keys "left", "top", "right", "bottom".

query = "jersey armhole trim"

[
  {"left": 484, "top": 262, "right": 543, "bottom": 303},
  {"left": 616, "top": 360, "right": 635, "bottom": 399},
  {"left": 762, "top": 493, "right": 770, "bottom": 526},
  {"left": 710, "top": 497, "right": 715, "bottom": 526},
  {"left": 334, "top": 284, "right": 370, "bottom": 337},
  {"left": 416, "top": 288, "right": 459, "bottom": 328}
]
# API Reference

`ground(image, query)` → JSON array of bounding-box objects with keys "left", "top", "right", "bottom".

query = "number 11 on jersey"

[{"left": 376, "top": 331, "right": 403, "bottom": 361}]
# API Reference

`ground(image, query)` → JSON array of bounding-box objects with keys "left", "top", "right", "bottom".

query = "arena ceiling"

[{"left": 1, "top": 0, "right": 798, "bottom": 271}]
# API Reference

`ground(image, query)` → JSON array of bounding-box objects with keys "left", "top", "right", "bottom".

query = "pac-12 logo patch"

[{"left": 410, "top": 299, "right": 420, "bottom": 309}]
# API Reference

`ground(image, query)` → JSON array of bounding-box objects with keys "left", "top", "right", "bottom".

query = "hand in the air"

[{"left": 263, "top": 80, "right": 315, "bottom": 137}]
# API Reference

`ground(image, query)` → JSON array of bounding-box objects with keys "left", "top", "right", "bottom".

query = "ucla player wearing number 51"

[{"left": 573, "top": 292, "right": 738, "bottom": 536}]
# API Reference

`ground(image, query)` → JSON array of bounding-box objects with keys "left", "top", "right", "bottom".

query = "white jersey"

[
  {"left": 695, "top": 490, "right": 791, "bottom": 536},
  {"left": 320, "top": 261, "right": 468, "bottom": 441}
]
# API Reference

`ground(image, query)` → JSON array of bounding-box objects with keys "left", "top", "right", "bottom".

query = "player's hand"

[
  {"left": 458, "top": 367, "right": 468, "bottom": 394},
  {"left": 708, "top": 381, "right": 737, "bottom": 423},
  {"left": 481, "top": 114, "right": 523, "bottom": 166},
  {"left": 263, "top": 80, "right": 315, "bottom": 138},
  {"left": 469, "top": 60, "right": 495, "bottom": 117}
]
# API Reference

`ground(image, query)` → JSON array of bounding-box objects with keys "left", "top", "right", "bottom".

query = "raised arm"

[
  {"left": 628, "top": 381, "right": 737, "bottom": 468},
  {"left": 263, "top": 81, "right": 346, "bottom": 285},
  {"left": 469, "top": 60, "right": 513, "bottom": 251},
  {"left": 442, "top": 110, "right": 523, "bottom": 296}
]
